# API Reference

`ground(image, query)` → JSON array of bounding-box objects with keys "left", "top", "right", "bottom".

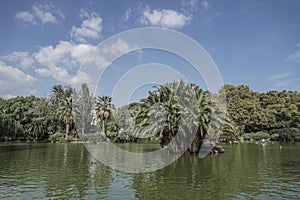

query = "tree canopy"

[{"left": 1, "top": 82, "right": 300, "bottom": 143}]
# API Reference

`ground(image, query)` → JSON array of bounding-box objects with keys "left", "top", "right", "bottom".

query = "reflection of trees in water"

[
  {"left": 88, "top": 156, "right": 112, "bottom": 197},
  {"left": 1, "top": 143, "right": 299, "bottom": 199},
  {"left": 131, "top": 154, "right": 204, "bottom": 199},
  {"left": 43, "top": 144, "right": 112, "bottom": 199},
  {"left": 131, "top": 145, "right": 284, "bottom": 199}
]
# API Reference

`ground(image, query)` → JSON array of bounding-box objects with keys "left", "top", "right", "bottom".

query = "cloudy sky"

[{"left": 0, "top": 0, "right": 300, "bottom": 100}]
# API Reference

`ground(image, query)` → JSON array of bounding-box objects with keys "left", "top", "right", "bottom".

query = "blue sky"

[{"left": 0, "top": 0, "right": 300, "bottom": 101}]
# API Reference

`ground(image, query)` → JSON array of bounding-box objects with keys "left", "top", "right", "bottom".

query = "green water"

[{"left": 0, "top": 142, "right": 299, "bottom": 199}]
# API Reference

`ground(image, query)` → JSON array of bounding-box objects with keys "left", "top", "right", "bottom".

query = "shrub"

[
  {"left": 242, "top": 131, "right": 270, "bottom": 141},
  {"left": 270, "top": 128, "right": 300, "bottom": 142},
  {"left": 243, "top": 132, "right": 253, "bottom": 140},
  {"left": 49, "top": 132, "right": 64, "bottom": 142},
  {"left": 254, "top": 131, "right": 270, "bottom": 140},
  {"left": 270, "top": 133, "right": 279, "bottom": 141},
  {"left": 278, "top": 128, "right": 300, "bottom": 142}
]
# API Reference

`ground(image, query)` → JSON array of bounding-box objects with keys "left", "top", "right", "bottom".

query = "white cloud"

[
  {"left": 71, "top": 71, "right": 92, "bottom": 85},
  {"left": 274, "top": 78, "right": 300, "bottom": 87},
  {"left": 15, "top": 11, "right": 36, "bottom": 24},
  {"left": 286, "top": 49, "right": 300, "bottom": 63},
  {"left": 268, "top": 72, "right": 300, "bottom": 88},
  {"left": 0, "top": 61, "right": 36, "bottom": 97},
  {"left": 33, "top": 40, "right": 109, "bottom": 84},
  {"left": 1, "top": 51, "right": 35, "bottom": 69},
  {"left": 34, "top": 41, "right": 73, "bottom": 66},
  {"left": 269, "top": 72, "right": 291, "bottom": 80},
  {"left": 181, "top": 0, "right": 199, "bottom": 13},
  {"left": 34, "top": 41, "right": 86, "bottom": 84},
  {"left": 34, "top": 41, "right": 105, "bottom": 66},
  {"left": 285, "top": 42, "right": 300, "bottom": 63},
  {"left": 32, "top": 3, "right": 56, "bottom": 24},
  {"left": 102, "top": 38, "right": 132, "bottom": 57},
  {"left": 2, "top": 8, "right": 136, "bottom": 94},
  {"left": 35, "top": 65, "right": 77, "bottom": 85},
  {"left": 122, "top": 8, "right": 132, "bottom": 22},
  {"left": 15, "top": 2, "right": 63, "bottom": 25},
  {"left": 33, "top": 37, "right": 136, "bottom": 85},
  {"left": 139, "top": 7, "right": 191, "bottom": 29},
  {"left": 201, "top": 0, "right": 209, "bottom": 11},
  {"left": 70, "top": 10, "right": 103, "bottom": 43},
  {"left": 34, "top": 60, "right": 93, "bottom": 86},
  {"left": 274, "top": 80, "right": 292, "bottom": 87}
]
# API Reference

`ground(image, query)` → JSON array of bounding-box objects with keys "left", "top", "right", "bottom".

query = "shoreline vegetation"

[{"left": 1, "top": 80, "right": 300, "bottom": 153}]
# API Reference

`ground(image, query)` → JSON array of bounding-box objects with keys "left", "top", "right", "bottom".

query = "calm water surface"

[{"left": 0, "top": 142, "right": 299, "bottom": 199}]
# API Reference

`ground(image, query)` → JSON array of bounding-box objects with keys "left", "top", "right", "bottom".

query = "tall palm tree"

[
  {"left": 95, "top": 95, "right": 114, "bottom": 136},
  {"left": 57, "top": 97, "right": 73, "bottom": 138},
  {"left": 51, "top": 85, "right": 65, "bottom": 104},
  {"left": 51, "top": 85, "right": 74, "bottom": 138}
]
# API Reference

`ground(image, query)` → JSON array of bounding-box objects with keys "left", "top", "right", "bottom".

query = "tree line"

[
  {"left": 1, "top": 80, "right": 300, "bottom": 149},
  {"left": 219, "top": 84, "right": 300, "bottom": 142},
  {"left": 0, "top": 84, "right": 93, "bottom": 142}
]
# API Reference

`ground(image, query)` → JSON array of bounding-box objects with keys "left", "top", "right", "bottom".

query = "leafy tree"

[
  {"left": 220, "top": 84, "right": 267, "bottom": 132},
  {"left": 259, "top": 90, "right": 286, "bottom": 109},
  {"left": 265, "top": 103, "right": 298, "bottom": 129}
]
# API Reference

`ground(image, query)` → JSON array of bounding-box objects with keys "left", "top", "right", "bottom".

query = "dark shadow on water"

[{"left": 0, "top": 143, "right": 50, "bottom": 153}]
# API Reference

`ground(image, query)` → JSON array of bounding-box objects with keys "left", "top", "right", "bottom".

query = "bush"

[
  {"left": 242, "top": 131, "right": 270, "bottom": 141},
  {"left": 243, "top": 133, "right": 254, "bottom": 140},
  {"left": 49, "top": 132, "right": 64, "bottom": 142},
  {"left": 269, "top": 128, "right": 300, "bottom": 142},
  {"left": 270, "top": 133, "right": 279, "bottom": 141},
  {"left": 254, "top": 131, "right": 270, "bottom": 140},
  {"left": 278, "top": 128, "right": 300, "bottom": 142}
]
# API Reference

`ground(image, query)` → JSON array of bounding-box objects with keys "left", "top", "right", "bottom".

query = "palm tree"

[
  {"left": 95, "top": 95, "right": 114, "bottom": 136},
  {"left": 135, "top": 80, "right": 199, "bottom": 153},
  {"left": 51, "top": 85, "right": 65, "bottom": 104},
  {"left": 189, "top": 88, "right": 212, "bottom": 153},
  {"left": 57, "top": 97, "right": 74, "bottom": 138},
  {"left": 25, "top": 117, "right": 45, "bottom": 140},
  {"left": 221, "top": 115, "right": 240, "bottom": 142},
  {"left": 51, "top": 85, "right": 74, "bottom": 138}
]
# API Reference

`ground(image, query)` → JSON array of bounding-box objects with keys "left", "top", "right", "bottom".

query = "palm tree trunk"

[
  {"left": 66, "top": 124, "right": 69, "bottom": 139},
  {"left": 102, "top": 120, "right": 105, "bottom": 136},
  {"left": 81, "top": 125, "right": 85, "bottom": 134}
]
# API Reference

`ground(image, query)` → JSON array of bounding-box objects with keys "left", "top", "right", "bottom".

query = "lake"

[{"left": 0, "top": 142, "right": 299, "bottom": 199}]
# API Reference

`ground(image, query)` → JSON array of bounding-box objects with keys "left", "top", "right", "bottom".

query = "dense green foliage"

[
  {"left": 132, "top": 80, "right": 210, "bottom": 153},
  {"left": 0, "top": 96, "right": 54, "bottom": 141},
  {"left": 1, "top": 81, "right": 300, "bottom": 144},
  {"left": 220, "top": 84, "right": 300, "bottom": 142},
  {"left": 0, "top": 84, "right": 93, "bottom": 142}
]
